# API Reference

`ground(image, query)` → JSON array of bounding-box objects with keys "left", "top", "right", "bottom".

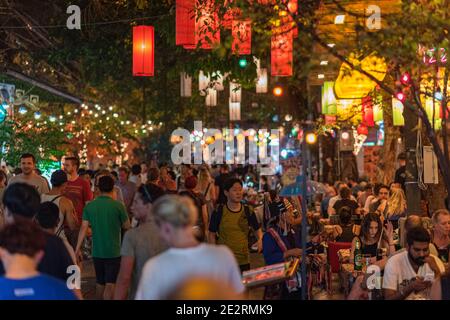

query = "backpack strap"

[
  {"left": 214, "top": 204, "right": 224, "bottom": 230},
  {"left": 50, "top": 195, "right": 63, "bottom": 203},
  {"left": 204, "top": 182, "right": 211, "bottom": 197}
]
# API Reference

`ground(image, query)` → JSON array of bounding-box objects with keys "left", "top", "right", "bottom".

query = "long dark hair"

[
  {"left": 138, "top": 183, "right": 165, "bottom": 204},
  {"left": 361, "top": 213, "right": 384, "bottom": 243}
]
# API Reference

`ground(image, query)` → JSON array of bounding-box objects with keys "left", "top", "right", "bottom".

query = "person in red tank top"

[{"left": 63, "top": 157, "right": 93, "bottom": 248}]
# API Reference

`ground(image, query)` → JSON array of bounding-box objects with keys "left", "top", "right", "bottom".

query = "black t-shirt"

[
  {"left": 0, "top": 232, "right": 73, "bottom": 281},
  {"left": 395, "top": 165, "right": 406, "bottom": 190},
  {"left": 333, "top": 199, "right": 359, "bottom": 215},
  {"left": 214, "top": 173, "right": 232, "bottom": 204}
]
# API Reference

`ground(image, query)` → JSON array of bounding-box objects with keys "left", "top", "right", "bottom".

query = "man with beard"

[{"left": 383, "top": 226, "right": 445, "bottom": 300}]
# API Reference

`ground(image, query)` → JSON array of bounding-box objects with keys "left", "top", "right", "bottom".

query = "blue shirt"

[{"left": 0, "top": 274, "right": 77, "bottom": 300}]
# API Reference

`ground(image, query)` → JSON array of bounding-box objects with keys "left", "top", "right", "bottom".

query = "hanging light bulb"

[
  {"left": 18, "top": 106, "right": 27, "bottom": 114},
  {"left": 34, "top": 111, "right": 41, "bottom": 119},
  {"left": 49, "top": 116, "right": 56, "bottom": 122}
]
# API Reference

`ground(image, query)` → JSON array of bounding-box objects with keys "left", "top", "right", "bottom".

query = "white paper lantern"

[
  {"left": 199, "top": 70, "right": 210, "bottom": 96},
  {"left": 256, "top": 68, "right": 268, "bottom": 93},
  {"left": 206, "top": 88, "right": 217, "bottom": 106},
  {"left": 230, "top": 81, "right": 242, "bottom": 103},
  {"left": 229, "top": 98, "right": 241, "bottom": 121},
  {"left": 180, "top": 72, "right": 192, "bottom": 97}
]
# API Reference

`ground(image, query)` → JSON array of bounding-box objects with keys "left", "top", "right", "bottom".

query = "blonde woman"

[
  {"left": 385, "top": 188, "right": 407, "bottom": 229},
  {"left": 135, "top": 195, "right": 244, "bottom": 300},
  {"left": 196, "top": 166, "right": 216, "bottom": 217}
]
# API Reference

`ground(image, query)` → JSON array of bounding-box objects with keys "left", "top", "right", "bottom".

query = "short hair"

[
  {"left": 339, "top": 186, "right": 351, "bottom": 199},
  {"left": 364, "top": 183, "right": 373, "bottom": 191},
  {"left": 147, "top": 167, "right": 160, "bottom": 182},
  {"left": 224, "top": 178, "right": 243, "bottom": 191},
  {"left": 375, "top": 184, "right": 389, "bottom": 196},
  {"left": 168, "top": 170, "right": 176, "bottom": 181},
  {"left": 405, "top": 215, "right": 422, "bottom": 232},
  {"left": 432, "top": 209, "right": 450, "bottom": 225},
  {"left": 221, "top": 164, "right": 230, "bottom": 172},
  {"left": 65, "top": 157, "right": 80, "bottom": 169},
  {"left": 111, "top": 171, "right": 118, "bottom": 179},
  {"left": 397, "top": 152, "right": 406, "bottom": 161},
  {"left": 36, "top": 202, "right": 59, "bottom": 229},
  {"left": 131, "top": 164, "right": 141, "bottom": 175},
  {"left": 20, "top": 153, "right": 36, "bottom": 163},
  {"left": 138, "top": 183, "right": 165, "bottom": 204},
  {"left": 406, "top": 226, "right": 431, "bottom": 246},
  {"left": 152, "top": 195, "right": 197, "bottom": 228},
  {"left": 338, "top": 206, "right": 353, "bottom": 225},
  {"left": 118, "top": 166, "right": 129, "bottom": 175},
  {"left": 2, "top": 183, "right": 41, "bottom": 219},
  {"left": 98, "top": 175, "right": 114, "bottom": 193},
  {"left": 0, "top": 220, "right": 46, "bottom": 257}
]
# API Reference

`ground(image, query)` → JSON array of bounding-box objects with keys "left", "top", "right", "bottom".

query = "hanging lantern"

[
  {"left": 287, "top": 0, "right": 298, "bottom": 14},
  {"left": 205, "top": 88, "right": 217, "bottom": 107},
  {"left": 321, "top": 81, "right": 337, "bottom": 115},
  {"left": 176, "top": 0, "right": 195, "bottom": 47},
  {"left": 195, "top": 0, "right": 220, "bottom": 49},
  {"left": 373, "top": 95, "right": 384, "bottom": 122},
  {"left": 362, "top": 96, "right": 374, "bottom": 127},
  {"left": 199, "top": 70, "right": 210, "bottom": 96},
  {"left": 256, "top": 68, "right": 268, "bottom": 93},
  {"left": 357, "top": 124, "right": 369, "bottom": 136},
  {"left": 232, "top": 20, "right": 251, "bottom": 55},
  {"left": 229, "top": 99, "right": 241, "bottom": 121},
  {"left": 425, "top": 97, "right": 442, "bottom": 130},
  {"left": 180, "top": 72, "right": 192, "bottom": 97},
  {"left": 132, "top": 26, "right": 154, "bottom": 76},
  {"left": 271, "top": 28, "right": 293, "bottom": 77},
  {"left": 223, "top": 7, "right": 242, "bottom": 29},
  {"left": 334, "top": 53, "right": 387, "bottom": 99},
  {"left": 392, "top": 97, "right": 405, "bottom": 126},
  {"left": 230, "top": 82, "right": 242, "bottom": 103}
]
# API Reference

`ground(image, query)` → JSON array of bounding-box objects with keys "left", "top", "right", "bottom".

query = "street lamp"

[{"left": 300, "top": 128, "right": 317, "bottom": 300}]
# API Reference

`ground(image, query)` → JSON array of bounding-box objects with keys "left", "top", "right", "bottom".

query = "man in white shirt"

[
  {"left": 383, "top": 226, "right": 445, "bottom": 300},
  {"left": 135, "top": 195, "right": 245, "bottom": 300},
  {"left": 8, "top": 153, "right": 49, "bottom": 195}
]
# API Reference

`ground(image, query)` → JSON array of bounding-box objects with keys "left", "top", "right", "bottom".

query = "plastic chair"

[
  {"left": 326, "top": 241, "right": 352, "bottom": 294},
  {"left": 327, "top": 241, "right": 352, "bottom": 273}
]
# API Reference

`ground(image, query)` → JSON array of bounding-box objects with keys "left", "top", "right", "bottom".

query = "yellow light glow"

[
  {"left": 334, "top": 52, "right": 387, "bottom": 99},
  {"left": 306, "top": 133, "right": 317, "bottom": 144}
]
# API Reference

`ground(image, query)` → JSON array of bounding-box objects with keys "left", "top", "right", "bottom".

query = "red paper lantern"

[
  {"left": 232, "top": 20, "right": 251, "bottom": 55},
  {"left": 195, "top": 0, "right": 220, "bottom": 49},
  {"left": 271, "top": 28, "right": 293, "bottom": 77},
  {"left": 362, "top": 96, "right": 374, "bottom": 127},
  {"left": 357, "top": 124, "right": 369, "bottom": 136},
  {"left": 133, "top": 26, "right": 154, "bottom": 77},
  {"left": 176, "top": 0, "right": 195, "bottom": 47},
  {"left": 287, "top": 0, "right": 298, "bottom": 14},
  {"left": 223, "top": 7, "right": 242, "bottom": 29}
]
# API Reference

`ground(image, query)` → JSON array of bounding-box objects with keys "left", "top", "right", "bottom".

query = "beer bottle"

[{"left": 354, "top": 238, "right": 363, "bottom": 271}]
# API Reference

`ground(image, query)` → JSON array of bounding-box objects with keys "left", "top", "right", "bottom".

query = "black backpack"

[{"left": 213, "top": 203, "right": 252, "bottom": 229}]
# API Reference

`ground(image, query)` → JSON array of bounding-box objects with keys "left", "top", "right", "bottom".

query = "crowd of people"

[{"left": 0, "top": 152, "right": 449, "bottom": 300}]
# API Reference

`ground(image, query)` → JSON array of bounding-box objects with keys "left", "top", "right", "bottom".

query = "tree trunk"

[{"left": 377, "top": 89, "right": 401, "bottom": 184}]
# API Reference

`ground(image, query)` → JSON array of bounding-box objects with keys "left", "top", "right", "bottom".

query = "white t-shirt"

[
  {"left": 135, "top": 243, "right": 245, "bottom": 300},
  {"left": 382, "top": 250, "right": 445, "bottom": 300}
]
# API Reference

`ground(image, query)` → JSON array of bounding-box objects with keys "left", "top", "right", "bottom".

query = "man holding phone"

[{"left": 383, "top": 226, "right": 445, "bottom": 300}]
